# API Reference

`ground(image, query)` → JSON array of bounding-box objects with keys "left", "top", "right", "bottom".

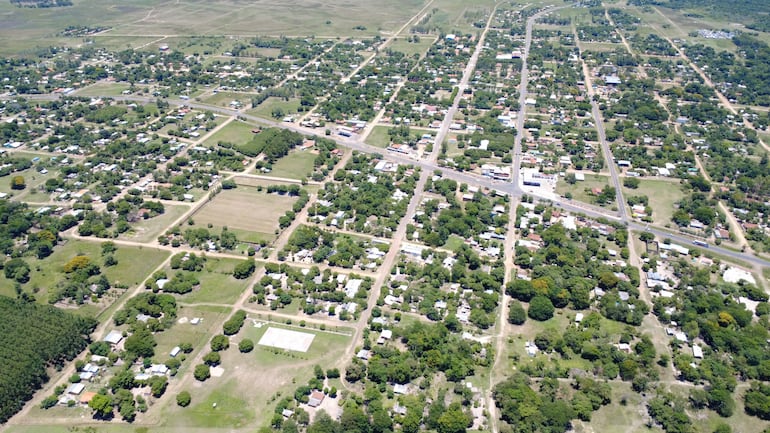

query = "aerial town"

[{"left": 2, "top": 0, "right": 770, "bottom": 432}]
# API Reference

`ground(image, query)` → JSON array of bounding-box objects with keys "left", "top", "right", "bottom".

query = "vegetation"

[{"left": 0, "top": 296, "right": 97, "bottom": 423}]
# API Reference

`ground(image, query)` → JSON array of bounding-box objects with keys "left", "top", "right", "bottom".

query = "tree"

[
  {"left": 88, "top": 393, "right": 114, "bottom": 418},
  {"left": 4, "top": 258, "right": 30, "bottom": 283},
  {"left": 437, "top": 404, "right": 470, "bottom": 433},
  {"left": 623, "top": 177, "right": 640, "bottom": 189},
  {"left": 210, "top": 335, "right": 229, "bottom": 352},
  {"left": 10, "top": 175, "right": 25, "bottom": 190},
  {"left": 239, "top": 338, "right": 254, "bottom": 353},
  {"left": 194, "top": 364, "right": 210, "bottom": 381},
  {"left": 203, "top": 351, "right": 221, "bottom": 366},
  {"left": 233, "top": 259, "right": 256, "bottom": 279},
  {"left": 508, "top": 300, "right": 527, "bottom": 325},
  {"left": 124, "top": 328, "right": 156, "bottom": 358},
  {"left": 528, "top": 296, "right": 555, "bottom": 321},
  {"left": 176, "top": 391, "right": 191, "bottom": 407}
]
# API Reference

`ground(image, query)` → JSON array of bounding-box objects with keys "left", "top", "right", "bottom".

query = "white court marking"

[{"left": 257, "top": 327, "right": 315, "bottom": 352}]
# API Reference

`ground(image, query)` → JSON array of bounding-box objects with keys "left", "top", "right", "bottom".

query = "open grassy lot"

[
  {"left": 0, "top": 168, "right": 61, "bottom": 201},
  {"left": 191, "top": 185, "right": 297, "bottom": 243},
  {"left": 201, "top": 91, "right": 254, "bottom": 108},
  {"left": 366, "top": 125, "right": 393, "bottom": 148},
  {"left": 622, "top": 178, "right": 684, "bottom": 226},
  {"left": 388, "top": 36, "right": 436, "bottom": 56},
  {"left": 154, "top": 304, "right": 233, "bottom": 366},
  {"left": 555, "top": 172, "right": 611, "bottom": 205},
  {"left": 0, "top": 239, "right": 169, "bottom": 312},
  {"left": 203, "top": 120, "right": 256, "bottom": 147},
  {"left": 174, "top": 257, "right": 257, "bottom": 305},
  {"left": 74, "top": 82, "right": 132, "bottom": 97},
  {"left": 262, "top": 150, "right": 317, "bottom": 180},
  {"left": 161, "top": 321, "right": 351, "bottom": 429},
  {"left": 120, "top": 203, "right": 189, "bottom": 243},
  {"left": 247, "top": 97, "right": 303, "bottom": 120}
]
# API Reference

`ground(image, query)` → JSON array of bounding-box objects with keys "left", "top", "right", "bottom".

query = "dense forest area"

[{"left": 0, "top": 296, "right": 96, "bottom": 423}]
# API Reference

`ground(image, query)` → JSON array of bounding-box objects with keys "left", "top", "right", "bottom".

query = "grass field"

[
  {"left": 161, "top": 321, "right": 350, "bottom": 429},
  {"left": 121, "top": 204, "right": 189, "bottom": 243},
  {"left": 174, "top": 257, "right": 257, "bottom": 305},
  {"left": 262, "top": 151, "right": 317, "bottom": 180},
  {"left": 623, "top": 178, "right": 684, "bottom": 226},
  {"left": 388, "top": 36, "right": 436, "bottom": 56},
  {"left": 555, "top": 173, "right": 611, "bottom": 205},
  {"left": 0, "top": 0, "right": 428, "bottom": 56},
  {"left": 191, "top": 185, "right": 297, "bottom": 243},
  {"left": 0, "top": 240, "right": 169, "bottom": 313},
  {"left": 201, "top": 91, "right": 254, "bottom": 108},
  {"left": 74, "top": 82, "right": 132, "bottom": 97},
  {"left": 203, "top": 120, "right": 256, "bottom": 147},
  {"left": 366, "top": 125, "right": 393, "bottom": 148},
  {"left": 247, "top": 97, "right": 303, "bottom": 120}
]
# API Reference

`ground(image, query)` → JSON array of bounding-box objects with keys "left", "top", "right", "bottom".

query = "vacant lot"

[
  {"left": 201, "top": 91, "right": 254, "bottom": 108},
  {"left": 74, "top": 82, "right": 132, "bottom": 97},
  {"left": 388, "top": 36, "right": 436, "bottom": 56},
  {"left": 262, "top": 150, "right": 317, "bottom": 180},
  {"left": 555, "top": 173, "right": 611, "bottom": 205},
  {"left": 192, "top": 185, "right": 297, "bottom": 243},
  {"left": 623, "top": 178, "right": 684, "bottom": 226},
  {"left": 247, "top": 97, "right": 303, "bottom": 120},
  {"left": 121, "top": 203, "right": 189, "bottom": 243},
  {"left": 161, "top": 321, "right": 350, "bottom": 429},
  {"left": 203, "top": 120, "right": 256, "bottom": 148}
]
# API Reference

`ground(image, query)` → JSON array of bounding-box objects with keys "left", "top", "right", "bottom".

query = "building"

[
  {"left": 308, "top": 390, "right": 325, "bottom": 407},
  {"left": 103, "top": 330, "right": 123, "bottom": 346}
]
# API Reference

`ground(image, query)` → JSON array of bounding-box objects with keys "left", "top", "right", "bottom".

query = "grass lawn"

[
  {"left": 0, "top": 168, "right": 60, "bottom": 201},
  {"left": 0, "top": 240, "right": 168, "bottom": 312},
  {"left": 203, "top": 120, "right": 257, "bottom": 148},
  {"left": 444, "top": 234, "right": 465, "bottom": 251},
  {"left": 121, "top": 204, "right": 189, "bottom": 243},
  {"left": 162, "top": 321, "right": 350, "bottom": 429},
  {"left": 262, "top": 150, "right": 317, "bottom": 180},
  {"left": 556, "top": 173, "right": 610, "bottom": 205},
  {"left": 623, "top": 178, "right": 684, "bottom": 226},
  {"left": 154, "top": 304, "right": 232, "bottom": 370},
  {"left": 388, "top": 36, "right": 435, "bottom": 56},
  {"left": 365, "top": 125, "right": 393, "bottom": 148},
  {"left": 74, "top": 82, "right": 131, "bottom": 97},
  {"left": 173, "top": 257, "right": 257, "bottom": 305},
  {"left": 247, "top": 97, "right": 303, "bottom": 120},
  {"left": 191, "top": 185, "right": 297, "bottom": 243},
  {"left": 578, "top": 382, "right": 655, "bottom": 433},
  {"left": 201, "top": 91, "right": 254, "bottom": 108}
]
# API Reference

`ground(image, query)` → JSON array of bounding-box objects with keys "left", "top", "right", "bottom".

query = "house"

[
  {"left": 393, "top": 384, "right": 409, "bottom": 395},
  {"left": 392, "top": 403, "right": 407, "bottom": 416},
  {"left": 345, "top": 279, "right": 363, "bottom": 298},
  {"left": 356, "top": 349, "right": 371, "bottom": 360},
  {"left": 79, "top": 391, "right": 97, "bottom": 405},
  {"left": 692, "top": 345, "right": 703, "bottom": 359},
  {"left": 308, "top": 390, "right": 325, "bottom": 407},
  {"left": 104, "top": 330, "right": 123, "bottom": 345},
  {"left": 66, "top": 383, "right": 85, "bottom": 395},
  {"left": 170, "top": 346, "right": 181, "bottom": 358},
  {"left": 282, "top": 408, "right": 295, "bottom": 418},
  {"left": 377, "top": 329, "right": 393, "bottom": 344}
]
